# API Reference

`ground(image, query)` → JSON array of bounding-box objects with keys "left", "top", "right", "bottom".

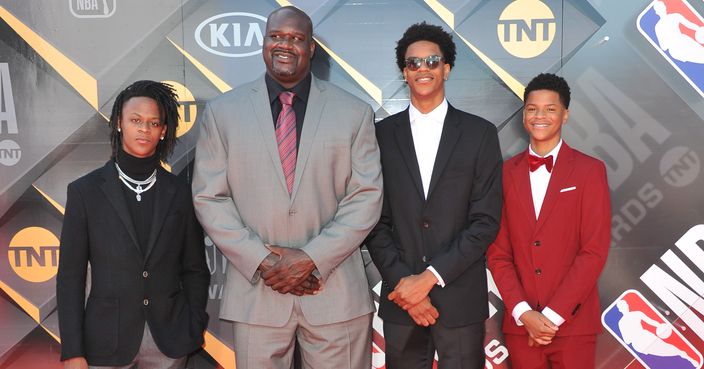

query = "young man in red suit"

[{"left": 487, "top": 73, "right": 611, "bottom": 369}]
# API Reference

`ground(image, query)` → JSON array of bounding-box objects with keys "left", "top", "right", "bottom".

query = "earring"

[
  {"left": 117, "top": 127, "right": 121, "bottom": 132},
  {"left": 160, "top": 136, "right": 164, "bottom": 140}
]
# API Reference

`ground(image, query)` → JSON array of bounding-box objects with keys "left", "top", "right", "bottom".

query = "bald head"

[{"left": 267, "top": 6, "right": 313, "bottom": 37}]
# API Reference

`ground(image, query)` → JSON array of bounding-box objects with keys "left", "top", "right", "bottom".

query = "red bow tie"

[{"left": 529, "top": 154, "right": 554, "bottom": 173}]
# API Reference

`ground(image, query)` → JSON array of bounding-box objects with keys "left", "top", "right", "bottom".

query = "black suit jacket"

[
  {"left": 366, "top": 104, "right": 502, "bottom": 327},
  {"left": 57, "top": 161, "right": 210, "bottom": 366}
]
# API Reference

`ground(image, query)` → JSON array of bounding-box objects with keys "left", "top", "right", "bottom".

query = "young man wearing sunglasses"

[{"left": 366, "top": 22, "right": 502, "bottom": 369}]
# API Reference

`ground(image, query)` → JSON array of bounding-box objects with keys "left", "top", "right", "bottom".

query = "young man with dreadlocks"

[
  {"left": 366, "top": 22, "right": 502, "bottom": 368},
  {"left": 57, "top": 80, "right": 210, "bottom": 369}
]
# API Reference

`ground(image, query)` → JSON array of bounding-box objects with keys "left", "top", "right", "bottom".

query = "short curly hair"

[
  {"left": 395, "top": 22, "right": 456, "bottom": 72},
  {"left": 524, "top": 73, "right": 571, "bottom": 109}
]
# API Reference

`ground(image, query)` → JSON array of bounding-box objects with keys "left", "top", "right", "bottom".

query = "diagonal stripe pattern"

[{"left": 276, "top": 91, "right": 297, "bottom": 194}]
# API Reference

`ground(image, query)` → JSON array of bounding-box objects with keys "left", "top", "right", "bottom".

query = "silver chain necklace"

[{"left": 115, "top": 162, "right": 157, "bottom": 202}]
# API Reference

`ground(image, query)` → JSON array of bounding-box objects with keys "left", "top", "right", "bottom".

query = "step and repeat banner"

[{"left": 1, "top": 1, "right": 704, "bottom": 368}]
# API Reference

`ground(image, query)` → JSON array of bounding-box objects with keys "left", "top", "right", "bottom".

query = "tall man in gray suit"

[{"left": 191, "top": 6, "right": 382, "bottom": 369}]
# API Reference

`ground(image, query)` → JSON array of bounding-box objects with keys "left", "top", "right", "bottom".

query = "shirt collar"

[
  {"left": 409, "top": 98, "right": 448, "bottom": 124},
  {"left": 529, "top": 139, "right": 563, "bottom": 162},
  {"left": 265, "top": 73, "right": 311, "bottom": 105}
]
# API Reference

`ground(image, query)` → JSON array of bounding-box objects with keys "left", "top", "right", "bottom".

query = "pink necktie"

[{"left": 276, "top": 91, "right": 297, "bottom": 194}]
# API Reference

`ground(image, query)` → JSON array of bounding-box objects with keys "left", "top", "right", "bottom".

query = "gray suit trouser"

[
  {"left": 89, "top": 324, "right": 186, "bottom": 369},
  {"left": 232, "top": 298, "right": 372, "bottom": 369}
]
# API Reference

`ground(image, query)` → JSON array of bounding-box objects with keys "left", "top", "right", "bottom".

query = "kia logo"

[{"left": 195, "top": 12, "right": 267, "bottom": 58}]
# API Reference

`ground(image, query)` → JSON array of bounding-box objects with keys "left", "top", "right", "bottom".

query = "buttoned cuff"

[
  {"left": 512, "top": 301, "right": 532, "bottom": 326},
  {"left": 541, "top": 306, "right": 565, "bottom": 326},
  {"left": 426, "top": 266, "right": 445, "bottom": 287}
]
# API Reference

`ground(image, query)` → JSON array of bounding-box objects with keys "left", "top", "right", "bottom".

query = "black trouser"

[{"left": 383, "top": 320, "right": 485, "bottom": 369}]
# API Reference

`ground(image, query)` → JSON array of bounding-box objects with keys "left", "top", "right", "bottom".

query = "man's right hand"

[
  {"left": 406, "top": 297, "right": 440, "bottom": 327},
  {"left": 64, "top": 357, "right": 88, "bottom": 369},
  {"left": 519, "top": 310, "right": 558, "bottom": 345}
]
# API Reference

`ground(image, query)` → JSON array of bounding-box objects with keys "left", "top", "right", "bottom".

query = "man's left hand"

[
  {"left": 261, "top": 245, "right": 317, "bottom": 294},
  {"left": 388, "top": 270, "right": 438, "bottom": 310}
]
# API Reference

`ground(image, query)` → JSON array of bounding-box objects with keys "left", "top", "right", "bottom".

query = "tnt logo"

[
  {"left": 497, "top": 0, "right": 556, "bottom": 58},
  {"left": 7, "top": 227, "right": 60, "bottom": 283},
  {"left": 161, "top": 81, "right": 196, "bottom": 137},
  {"left": 69, "top": 0, "right": 116, "bottom": 18},
  {"left": 0, "top": 139, "right": 20, "bottom": 166},
  {"left": 637, "top": 0, "right": 704, "bottom": 97},
  {"left": 660, "top": 146, "right": 700, "bottom": 187},
  {"left": 602, "top": 289, "right": 703, "bottom": 369},
  {"left": 195, "top": 12, "right": 266, "bottom": 58}
]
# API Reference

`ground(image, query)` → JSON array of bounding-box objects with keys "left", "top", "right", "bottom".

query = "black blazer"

[
  {"left": 366, "top": 104, "right": 502, "bottom": 327},
  {"left": 57, "top": 161, "right": 210, "bottom": 366}
]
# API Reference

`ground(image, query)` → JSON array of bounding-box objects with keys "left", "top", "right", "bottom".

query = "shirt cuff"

[
  {"left": 426, "top": 266, "right": 445, "bottom": 288},
  {"left": 541, "top": 306, "right": 566, "bottom": 326},
  {"left": 512, "top": 301, "right": 532, "bottom": 326}
]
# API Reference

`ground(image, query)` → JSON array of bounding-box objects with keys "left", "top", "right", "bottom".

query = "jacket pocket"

[{"left": 84, "top": 297, "right": 119, "bottom": 356}]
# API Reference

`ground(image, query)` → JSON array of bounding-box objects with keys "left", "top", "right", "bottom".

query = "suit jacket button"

[
  {"left": 143, "top": 271, "right": 149, "bottom": 278},
  {"left": 289, "top": 209, "right": 296, "bottom": 215},
  {"left": 535, "top": 268, "right": 542, "bottom": 275},
  {"left": 422, "top": 221, "right": 430, "bottom": 229},
  {"left": 533, "top": 240, "right": 541, "bottom": 246},
  {"left": 143, "top": 299, "right": 149, "bottom": 306}
]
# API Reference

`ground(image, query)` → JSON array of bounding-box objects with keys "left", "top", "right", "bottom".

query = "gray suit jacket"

[{"left": 192, "top": 75, "right": 382, "bottom": 327}]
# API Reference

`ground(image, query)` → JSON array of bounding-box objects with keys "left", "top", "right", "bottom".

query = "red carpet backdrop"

[{"left": 1, "top": 1, "right": 704, "bottom": 368}]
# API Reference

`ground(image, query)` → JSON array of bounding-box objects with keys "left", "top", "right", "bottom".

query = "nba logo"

[
  {"left": 602, "top": 290, "right": 703, "bottom": 369},
  {"left": 637, "top": 0, "right": 704, "bottom": 97}
]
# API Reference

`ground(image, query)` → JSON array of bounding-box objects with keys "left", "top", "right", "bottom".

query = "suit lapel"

[
  {"left": 144, "top": 168, "right": 177, "bottom": 261},
  {"left": 534, "top": 144, "right": 575, "bottom": 233},
  {"left": 250, "top": 76, "right": 288, "bottom": 194},
  {"left": 510, "top": 151, "right": 538, "bottom": 228},
  {"left": 393, "top": 109, "right": 424, "bottom": 200},
  {"left": 426, "top": 105, "right": 461, "bottom": 200},
  {"left": 291, "top": 76, "right": 325, "bottom": 203},
  {"left": 100, "top": 162, "right": 141, "bottom": 253}
]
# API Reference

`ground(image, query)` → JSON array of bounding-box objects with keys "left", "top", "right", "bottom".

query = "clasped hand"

[
  {"left": 389, "top": 270, "right": 440, "bottom": 326},
  {"left": 259, "top": 245, "right": 322, "bottom": 295},
  {"left": 388, "top": 270, "right": 438, "bottom": 310},
  {"left": 519, "top": 310, "right": 559, "bottom": 346}
]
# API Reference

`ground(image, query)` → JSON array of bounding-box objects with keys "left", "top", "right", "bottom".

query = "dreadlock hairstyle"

[
  {"left": 524, "top": 73, "right": 571, "bottom": 109},
  {"left": 395, "top": 21, "right": 456, "bottom": 73},
  {"left": 109, "top": 80, "right": 180, "bottom": 161}
]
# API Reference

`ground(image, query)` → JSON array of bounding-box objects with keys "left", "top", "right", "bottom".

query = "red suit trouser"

[{"left": 503, "top": 334, "right": 596, "bottom": 369}]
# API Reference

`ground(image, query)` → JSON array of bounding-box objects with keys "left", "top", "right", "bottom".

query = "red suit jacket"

[{"left": 487, "top": 142, "right": 611, "bottom": 336}]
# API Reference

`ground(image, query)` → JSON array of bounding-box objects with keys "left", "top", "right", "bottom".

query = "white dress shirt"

[
  {"left": 511, "top": 140, "right": 566, "bottom": 327},
  {"left": 529, "top": 140, "right": 562, "bottom": 219},
  {"left": 409, "top": 99, "right": 448, "bottom": 287}
]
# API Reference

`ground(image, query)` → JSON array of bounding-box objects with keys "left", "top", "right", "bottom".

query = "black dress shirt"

[{"left": 265, "top": 73, "right": 311, "bottom": 150}]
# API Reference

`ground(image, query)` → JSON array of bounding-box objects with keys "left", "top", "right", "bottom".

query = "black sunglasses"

[{"left": 404, "top": 55, "right": 444, "bottom": 71}]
